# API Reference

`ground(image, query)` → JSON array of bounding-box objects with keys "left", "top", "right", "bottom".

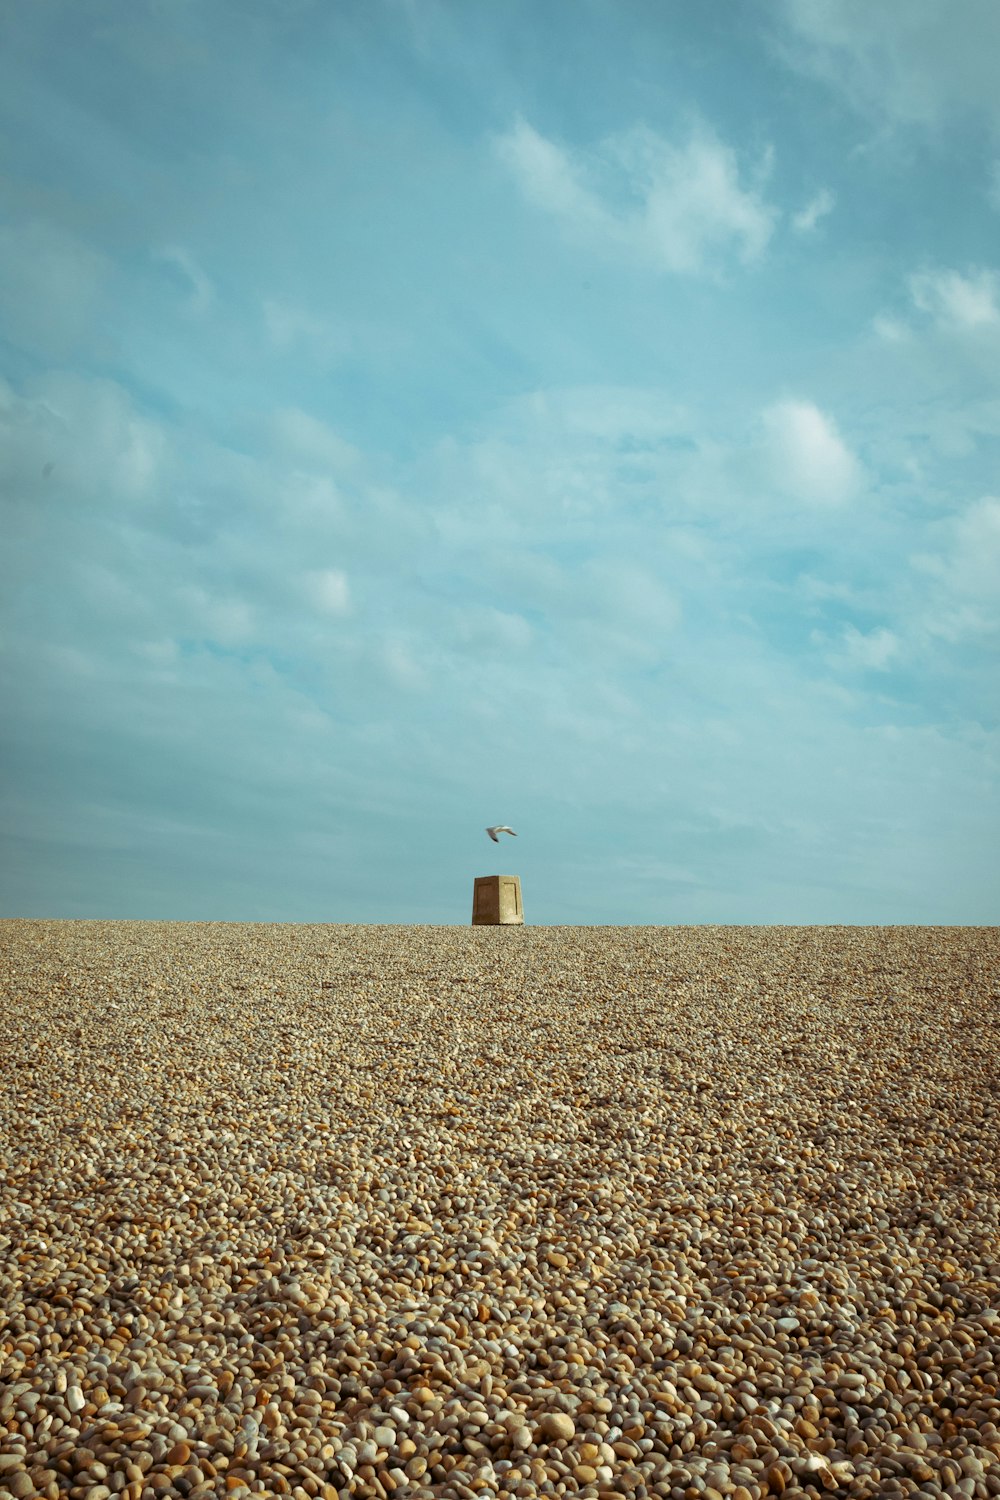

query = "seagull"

[{"left": 486, "top": 825, "right": 517, "bottom": 841}]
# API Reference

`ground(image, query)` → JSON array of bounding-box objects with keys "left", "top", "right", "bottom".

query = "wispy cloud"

[
  {"left": 913, "top": 496, "right": 1000, "bottom": 642},
  {"left": 909, "top": 266, "right": 1000, "bottom": 330},
  {"left": 178, "top": 585, "right": 256, "bottom": 646},
  {"left": 495, "top": 117, "right": 777, "bottom": 275},
  {"left": 792, "top": 187, "right": 835, "bottom": 233},
  {"left": 777, "top": 0, "right": 1000, "bottom": 132},
  {"left": 837, "top": 624, "right": 901, "bottom": 671},
  {"left": 155, "top": 245, "right": 214, "bottom": 314},
  {"left": 271, "top": 407, "right": 363, "bottom": 473},
  {"left": 759, "top": 399, "right": 862, "bottom": 506},
  {"left": 0, "top": 371, "right": 166, "bottom": 507},
  {"left": 263, "top": 299, "right": 344, "bottom": 358},
  {"left": 304, "top": 567, "right": 352, "bottom": 616},
  {"left": 872, "top": 313, "right": 910, "bottom": 343},
  {"left": 0, "top": 221, "right": 108, "bottom": 357}
]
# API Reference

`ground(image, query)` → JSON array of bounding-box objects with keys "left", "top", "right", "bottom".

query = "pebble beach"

[{"left": 1, "top": 920, "right": 998, "bottom": 1500}]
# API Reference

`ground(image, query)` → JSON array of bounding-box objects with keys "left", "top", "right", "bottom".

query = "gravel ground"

[{"left": 1, "top": 920, "right": 998, "bottom": 1500}]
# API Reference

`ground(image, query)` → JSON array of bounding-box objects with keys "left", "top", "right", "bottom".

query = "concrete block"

[{"left": 472, "top": 874, "right": 524, "bottom": 925}]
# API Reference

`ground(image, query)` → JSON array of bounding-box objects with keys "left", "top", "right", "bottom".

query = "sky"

[{"left": 1, "top": 0, "right": 999, "bottom": 925}]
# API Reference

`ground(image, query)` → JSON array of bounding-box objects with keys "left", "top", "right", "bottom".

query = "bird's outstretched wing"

[{"left": 486, "top": 825, "right": 517, "bottom": 839}]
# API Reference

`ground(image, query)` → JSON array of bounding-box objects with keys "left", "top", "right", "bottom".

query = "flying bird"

[{"left": 486, "top": 825, "right": 517, "bottom": 842}]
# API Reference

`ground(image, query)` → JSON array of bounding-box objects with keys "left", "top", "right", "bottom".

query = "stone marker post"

[{"left": 472, "top": 875, "right": 524, "bottom": 925}]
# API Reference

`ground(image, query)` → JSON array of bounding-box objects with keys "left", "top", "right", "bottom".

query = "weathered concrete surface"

[{"left": 472, "top": 874, "right": 524, "bottom": 925}]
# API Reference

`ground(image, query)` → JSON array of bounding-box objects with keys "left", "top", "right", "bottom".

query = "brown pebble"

[{"left": 536, "top": 1411, "right": 576, "bottom": 1442}]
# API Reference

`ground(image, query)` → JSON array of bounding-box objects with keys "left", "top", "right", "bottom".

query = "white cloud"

[
  {"left": 453, "top": 605, "right": 533, "bottom": 652},
  {"left": 951, "top": 495, "right": 1000, "bottom": 596},
  {"left": 133, "top": 638, "right": 180, "bottom": 668},
  {"left": 178, "top": 586, "right": 255, "bottom": 646},
  {"left": 494, "top": 117, "right": 599, "bottom": 226},
  {"left": 792, "top": 187, "right": 835, "bottom": 233},
  {"left": 380, "top": 639, "right": 428, "bottom": 692},
  {"left": 913, "top": 496, "right": 1000, "bottom": 641},
  {"left": 570, "top": 562, "right": 681, "bottom": 670},
  {"left": 504, "top": 385, "right": 691, "bottom": 445},
  {"left": 271, "top": 407, "right": 363, "bottom": 474},
  {"left": 872, "top": 265, "right": 1000, "bottom": 351},
  {"left": 872, "top": 314, "right": 910, "bottom": 343},
  {"left": 583, "top": 559, "right": 681, "bottom": 635},
  {"left": 263, "top": 299, "right": 343, "bottom": 357},
  {"left": 304, "top": 567, "right": 351, "bottom": 615},
  {"left": 0, "top": 220, "right": 108, "bottom": 356},
  {"left": 277, "top": 469, "right": 344, "bottom": 530},
  {"left": 777, "top": 0, "right": 1000, "bottom": 132},
  {"left": 0, "top": 371, "right": 166, "bottom": 507},
  {"left": 839, "top": 624, "right": 901, "bottom": 671},
  {"left": 495, "top": 117, "right": 776, "bottom": 275},
  {"left": 909, "top": 267, "right": 1000, "bottom": 330},
  {"left": 760, "top": 399, "right": 862, "bottom": 506},
  {"left": 989, "top": 162, "right": 1000, "bottom": 208}
]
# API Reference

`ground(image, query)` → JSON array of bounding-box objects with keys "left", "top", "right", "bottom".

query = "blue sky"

[{"left": 1, "top": 0, "right": 998, "bottom": 923}]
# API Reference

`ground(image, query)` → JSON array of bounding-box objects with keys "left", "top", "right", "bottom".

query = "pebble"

[
  {"left": 536, "top": 1411, "right": 577, "bottom": 1442},
  {"left": 1, "top": 920, "right": 999, "bottom": 1500}
]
